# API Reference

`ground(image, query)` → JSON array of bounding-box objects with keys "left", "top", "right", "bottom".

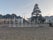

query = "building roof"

[{"left": 0, "top": 14, "right": 22, "bottom": 19}]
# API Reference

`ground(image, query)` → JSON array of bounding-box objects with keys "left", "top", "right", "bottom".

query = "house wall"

[
  {"left": 45, "top": 16, "right": 53, "bottom": 23},
  {"left": 0, "top": 18, "right": 24, "bottom": 24}
]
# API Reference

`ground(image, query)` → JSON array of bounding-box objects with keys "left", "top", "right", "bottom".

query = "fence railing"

[{"left": 0, "top": 23, "right": 49, "bottom": 27}]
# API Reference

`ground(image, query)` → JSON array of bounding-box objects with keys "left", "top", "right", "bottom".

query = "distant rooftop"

[{"left": 0, "top": 14, "right": 22, "bottom": 19}]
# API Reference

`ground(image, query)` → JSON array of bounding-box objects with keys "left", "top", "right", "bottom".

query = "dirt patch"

[{"left": 0, "top": 27, "right": 53, "bottom": 40}]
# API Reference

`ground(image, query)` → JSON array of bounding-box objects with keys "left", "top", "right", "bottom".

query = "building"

[
  {"left": 0, "top": 14, "right": 28, "bottom": 24},
  {"left": 45, "top": 16, "right": 53, "bottom": 23}
]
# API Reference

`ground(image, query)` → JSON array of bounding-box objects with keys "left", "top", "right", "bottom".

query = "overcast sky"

[{"left": 0, "top": 0, "right": 53, "bottom": 18}]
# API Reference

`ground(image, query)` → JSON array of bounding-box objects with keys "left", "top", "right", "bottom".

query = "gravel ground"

[{"left": 0, "top": 27, "right": 53, "bottom": 40}]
